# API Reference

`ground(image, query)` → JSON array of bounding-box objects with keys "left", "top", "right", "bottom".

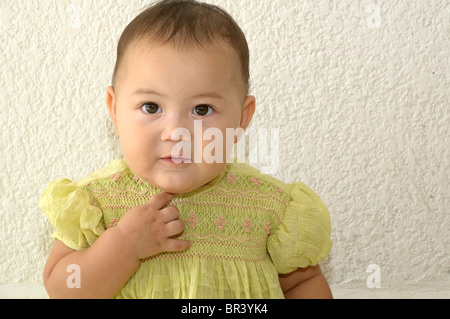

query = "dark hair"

[{"left": 112, "top": 0, "right": 250, "bottom": 92}]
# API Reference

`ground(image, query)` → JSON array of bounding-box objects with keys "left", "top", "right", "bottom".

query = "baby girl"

[{"left": 40, "top": 0, "right": 332, "bottom": 298}]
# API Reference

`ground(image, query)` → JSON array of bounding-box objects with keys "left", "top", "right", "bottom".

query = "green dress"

[{"left": 40, "top": 159, "right": 332, "bottom": 298}]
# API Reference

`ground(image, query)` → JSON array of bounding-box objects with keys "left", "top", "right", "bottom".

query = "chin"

[
  {"left": 159, "top": 184, "right": 196, "bottom": 195},
  {"left": 154, "top": 178, "right": 197, "bottom": 194}
]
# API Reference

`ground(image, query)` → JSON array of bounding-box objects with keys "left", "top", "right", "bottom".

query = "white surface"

[
  {"left": 332, "top": 285, "right": 450, "bottom": 299},
  {"left": 1, "top": 283, "right": 449, "bottom": 299},
  {"left": 0, "top": 0, "right": 449, "bottom": 296}
]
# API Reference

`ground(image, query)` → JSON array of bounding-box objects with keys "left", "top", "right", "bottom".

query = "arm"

[
  {"left": 43, "top": 192, "right": 191, "bottom": 299},
  {"left": 278, "top": 265, "right": 333, "bottom": 299},
  {"left": 43, "top": 228, "right": 141, "bottom": 299}
]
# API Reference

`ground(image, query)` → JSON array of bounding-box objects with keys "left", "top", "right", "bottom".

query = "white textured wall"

[{"left": 1, "top": 0, "right": 449, "bottom": 298}]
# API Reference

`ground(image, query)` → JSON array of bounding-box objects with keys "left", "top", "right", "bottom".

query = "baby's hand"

[{"left": 116, "top": 192, "right": 191, "bottom": 260}]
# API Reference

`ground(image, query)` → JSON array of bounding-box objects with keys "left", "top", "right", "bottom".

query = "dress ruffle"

[
  {"left": 39, "top": 179, "right": 105, "bottom": 250},
  {"left": 267, "top": 182, "right": 332, "bottom": 274}
]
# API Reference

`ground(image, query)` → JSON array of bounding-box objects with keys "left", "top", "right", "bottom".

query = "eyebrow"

[
  {"left": 132, "top": 88, "right": 165, "bottom": 97},
  {"left": 132, "top": 88, "right": 226, "bottom": 101},
  {"left": 190, "top": 92, "right": 226, "bottom": 101}
]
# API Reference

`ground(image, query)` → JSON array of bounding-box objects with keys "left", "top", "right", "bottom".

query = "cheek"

[
  {"left": 116, "top": 111, "right": 154, "bottom": 146},
  {"left": 116, "top": 108, "right": 140, "bottom": 134},
  {"left": 222, "top": 106, "right": 244, "bottom": 129}
]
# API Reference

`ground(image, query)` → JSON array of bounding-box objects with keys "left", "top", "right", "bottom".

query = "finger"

[
  {"left": 165, "top": 219, "right": 185, "bottom": 237},
  {"left": 160, "top": 206, "right": 179, "bottom": 223},
  {"left": 147, "top": 192, "right": 175, "bottom": 210},
  {"left": 165, "top": 238, "right": 192, "bottom": 252}
]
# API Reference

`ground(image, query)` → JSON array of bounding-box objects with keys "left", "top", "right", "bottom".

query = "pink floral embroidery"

[
  {"left": 108, "top": 218, "right": 118, "bottom": 228},
  {"left": 264, "top": 221, "right": 273, "bottom": 235},
  {"left": 134, "top": 175, "right": 143, "bottom": 184},
  {"left": 250, "top": 177, "right": 262, "bottom": 187},
  {"left": 226, "top": 173, "right": 237, "bottom": 185},
  {"left": 242, "top": 218, "right": 253, "bottom": 233},
  {"left": 187, "top": 213, "right": 198, "bottom": 229},
  {"left": 216, "top": 216, "right": 227, "bottom": 230},
  {"left": 111, "top": 173, "right": 121, "bottom": 182},
  {"left": 277, "top": 187, "right": 283, "bottom": 193}
]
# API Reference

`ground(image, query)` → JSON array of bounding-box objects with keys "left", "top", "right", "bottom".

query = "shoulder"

[
  {"left": 225, "top": 162, "right": 290, "bottom": 195},
  {"left": 40, "top": 159, "right": 129, "bottom": 211},
  {"left": 75, "top": 158, "right": 131, "bottom": 188},
  {"left": 40, "top": 159, "right": 129, "bottom": 212},
  {"left": 39, "top": 160, "right": 126, "bottom": 250}
]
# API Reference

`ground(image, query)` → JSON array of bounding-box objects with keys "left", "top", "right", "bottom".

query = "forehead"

[{"left": 117, "top": 41, "right": 246, "bottom": 95}]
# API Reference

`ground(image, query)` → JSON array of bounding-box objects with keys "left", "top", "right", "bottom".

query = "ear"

[
  {"left": 239, "top": 95, "right": 256, "bottom": 131},
  {"left": 233, "top": 95, "right": 255, "bottom": 144},
  {"left": 106, "top": 86, "right": 120, "bottom": 136}
]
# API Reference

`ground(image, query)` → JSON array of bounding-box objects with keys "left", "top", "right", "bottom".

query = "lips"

[{"left": 160, "top": 156, "right": 192, "bottom": 164}]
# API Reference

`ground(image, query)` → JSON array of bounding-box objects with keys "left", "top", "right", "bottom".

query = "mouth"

[{"left": 160, "top": 156, "right": 192, "bottom": 165}]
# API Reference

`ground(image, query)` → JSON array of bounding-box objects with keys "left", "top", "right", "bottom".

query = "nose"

[{"left": 160, "top": 113, "right": 192, "bottom": 142}]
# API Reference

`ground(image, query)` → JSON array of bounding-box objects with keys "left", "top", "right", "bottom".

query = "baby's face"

[{"left": 107, "top": 42, "right": 254, "bottom": 194}]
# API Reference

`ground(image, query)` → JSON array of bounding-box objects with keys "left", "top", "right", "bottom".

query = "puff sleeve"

[
  {"left": 39, "top": 179, "right": 105, "bottom": 250},
  {"left": 267, "top": 182, "right": 332, "bottom": 274}
]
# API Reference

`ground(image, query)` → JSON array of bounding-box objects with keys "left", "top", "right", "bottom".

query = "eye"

[
  {"left": 193, "top": 104, "right": 214, "bottom": 116},
  {"left": 141, "top": 102, "right": 161, "bottom": 114}
]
